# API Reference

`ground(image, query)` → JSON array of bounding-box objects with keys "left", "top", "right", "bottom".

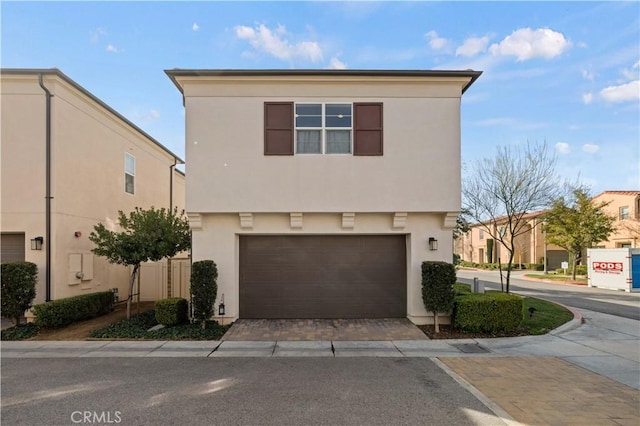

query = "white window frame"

[
  {"left": 124, "top": 153, "right": 135, "bottom": 195},
  {"left": 294, "top": 102, "right": 353, "bottom": 155},
  {"left": 620, "top": 206, "right": 629, "bottom": 220}
]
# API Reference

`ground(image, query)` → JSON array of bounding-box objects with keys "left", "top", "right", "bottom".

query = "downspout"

[
  {"left": 38, "top": 74, "right": 52, "bottom": 301},
  {"left": 167, "top": 158, "right": 181, "bottom": 297}
]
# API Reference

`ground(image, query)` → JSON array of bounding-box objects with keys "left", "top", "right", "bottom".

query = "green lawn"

[
  {"left": 521, "top": 296, "right": 575, "bottom": 335},
  {"left": 455, "top": 283, "right": 574, "bottom": 335}
]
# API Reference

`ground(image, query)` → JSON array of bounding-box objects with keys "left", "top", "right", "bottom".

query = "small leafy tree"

[
  {"left": 89, "top": 207, "right": 191, "bottom": 319},
  {"left": 1, "top": 261, "right": 38, "bottom": 325},
  {"left": 544, "top": 188, "right": 616, "bottom": 280},
  {"left": 190, "top": 260, "right": 218, "bottom": 329},
  {"left": 421, "top": 261, "right": 456, "bottom": 333}
]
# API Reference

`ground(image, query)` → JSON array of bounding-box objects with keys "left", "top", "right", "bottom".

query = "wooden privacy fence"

[{"left": 135, "top": 258, "right": 191, "bottom": 301}]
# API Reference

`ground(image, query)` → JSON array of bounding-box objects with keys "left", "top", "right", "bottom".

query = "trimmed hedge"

[
  {"left": 453, "top": 292, "right": 523, "bottom": 333},
  {"left": 155, "top": 297, "right": 188, "bottom": 326},
  {"left": 32, "top": 291, "right": 114, "bottom": 329},
  {"left": 453, "top": 283, "right": 472, "bottom": 296},
  {"left": 1, "top": 261, "right": 38, "bottom": 325},
  {"left": 556, "top": 265, "right": 587, "bottom": 276},
  {"left": 191, "top": 260, "right": 218, "bottom": 328}
]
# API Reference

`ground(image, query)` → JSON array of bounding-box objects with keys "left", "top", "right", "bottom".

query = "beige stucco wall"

[
  {"left": 177, "top": 73, "right": 473, "bottom": 324},
  {"left": 593, "top": 192, "right": 640, "bottom": 248},
  {"left": 181, "top": 76, "right": 465, "bottom": 214},
  {"left": 1, "top": 72, "right": 185, "bottom": 302},
  {"left": 193, "top": 212, "right": 453, "bottom": 324}
]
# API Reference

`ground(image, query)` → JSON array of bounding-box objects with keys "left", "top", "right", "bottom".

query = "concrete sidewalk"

[{"left": 2, "top": 309, "right": 638, "bottom": 425}]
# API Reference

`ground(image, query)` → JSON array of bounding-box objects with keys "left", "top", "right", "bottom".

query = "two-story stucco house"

[
  {"left": 166, "top": 69, "right": 481, "bottom": 324},
  {"left": 1, "top": 68, "right": 185, "bottom": 304},
  {"left": 592, "top": 190, "right": 640, "bottom": 248}
]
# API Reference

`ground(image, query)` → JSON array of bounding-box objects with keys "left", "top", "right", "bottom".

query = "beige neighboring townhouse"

[
  {"left": 1, "top": 68, "right": 185, "bottom": 304},
  {"left": 166, "top": 69, "right": 481, "bottom": 324},
  {"left": 456, "top": 190, "right": 640, "bottom": 268},
  {"left": 592, "top": 190, "right": 640, "bottom": 248},
  {"left": 456, "top": 212, "right": 568, "bottom": 270}
]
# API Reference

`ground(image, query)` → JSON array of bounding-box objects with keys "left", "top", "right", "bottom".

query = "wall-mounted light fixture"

[
  {"left": 74, "top": 231, "right": 82, "bottom": 238},
  {"left": 428, "top": 237, "right": 438, "bottom": 251},
  {"left": 31, "top": 236, "right": 44, "bottom": 250},
  {"left": 218, "top": 293, "right": 225, "bottom": 316}
]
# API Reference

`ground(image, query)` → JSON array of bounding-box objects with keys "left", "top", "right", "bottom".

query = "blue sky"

[{"left": 2, "top": 1, "right": 639, "bottom": 195}]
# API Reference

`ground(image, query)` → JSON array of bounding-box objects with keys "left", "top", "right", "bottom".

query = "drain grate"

[{"left": 451, "top": 343, "right": 489, "bottom": 353}]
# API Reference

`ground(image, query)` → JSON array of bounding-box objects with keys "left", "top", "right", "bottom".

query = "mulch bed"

[{"left": 418, "top": 324, "right": 529, "bottom": 339}]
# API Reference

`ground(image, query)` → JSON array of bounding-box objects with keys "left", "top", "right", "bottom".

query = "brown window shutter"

[
  {"left": 354, "top": 103, "right": 383, "bottom": 156},
  {"left": 264, "top": 102, "right": 294, "bottom": 155}
]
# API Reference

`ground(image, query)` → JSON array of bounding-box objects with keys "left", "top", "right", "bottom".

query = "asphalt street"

[
  {"left": 1, "top": 357, "right": 506, "bottom": 426},
  {"left": 457, "top": 269, "right": 640, "bottom": 320}
]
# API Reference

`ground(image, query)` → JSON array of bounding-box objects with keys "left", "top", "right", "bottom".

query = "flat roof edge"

[{"left": 164, "top": 68, "right": 483, "bottom": 94}]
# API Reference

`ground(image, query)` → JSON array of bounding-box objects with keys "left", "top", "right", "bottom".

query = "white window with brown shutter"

[{"left": 264, "top": 101, "right": 383, "bottom": 156}]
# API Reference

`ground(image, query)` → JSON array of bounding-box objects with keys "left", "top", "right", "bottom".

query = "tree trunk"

[
  {"left": 127, "top": 264, "right": 140, "bottom": 320},
  {"left": 571, "top": 251, "right": 578, "bottom": 281},
  {"left": 506, "top": 250, "right": 515, "bottom": 293},
  {"left": 433, "top": 311, "right": 440, "bottom": 333}
]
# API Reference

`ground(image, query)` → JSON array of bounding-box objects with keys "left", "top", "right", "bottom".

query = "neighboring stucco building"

[
  {"left": 456, "top": 212, "right": 568, "bottom": 270},
  {"left": 1, "top": 68, "right": 185, "bottom": 303},
  {"left": 592, "top": 190, "right": 640, "bottom": 248},
  {"left": 166, "top": 69, "right": 481, "bottom": 324},
  {"left": 456, "top": 190, "right": 640, "bottom": 268}
]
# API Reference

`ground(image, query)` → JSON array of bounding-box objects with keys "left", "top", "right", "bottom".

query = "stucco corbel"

[
  {"left": 443, "top": 212, "right": 458, "bottom": 229},
  {"left": 290, "top": 213, "right": 303, "bottom": 229},
  {"left": 239, "top": 213, "right": 253, "bottom": 229},
  {"left": 392, "top": 212, "right": 408, "bottom": 229},
  {"left": 342, "top": 213, "right": 355, "bottom": 229},
  {"left": 188, "top": 213, "right": 202, "bottom": 230}
]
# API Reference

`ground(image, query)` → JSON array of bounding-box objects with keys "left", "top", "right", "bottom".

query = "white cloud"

[
  {"left": 235, "top": 24, "right": 323, "bottom": 63},
  {"left": 582, "top": 143, "right": 600, "bottom": 154},
  {"left": 326, "top": 57, "right": 347, "bottom": 70},
  {"left": 106, "top": 44, "right": 121, "bottom": 53},
  {"left": 582, "top": 93, "right": 593, "bottom": 105},
  {"left": 489, "top": 28, "right": 571, "bottom": 61},
  {"left": 555, "top": 142, "right": 570, "bottom": 154},
  {"left": 425, "top": 30, "right": 448, "bottom": 50},
  {"left": 456, "top": 36, "right": 489, "bottom": 57},
  {"left": 90, "top": 27, "right": 107, "bottom": 43},
  {"left": 599, "top": 80, "right": 640, "bottom": 103},
  {"left": 581, "top": 69, "right": 595, "bottom": 81},
  {"left": 192, "top": 22, "right": 200, "bottom": 31},
  {"left": 621, "top": 60, "right": 640, "bottom": 81}
]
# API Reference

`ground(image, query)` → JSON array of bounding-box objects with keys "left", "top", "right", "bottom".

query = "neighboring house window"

[
  {"left": 264, "top": 102, "right": 383, "bottom": 156},
  {"left": 619, "top": 206, "right": 629, "bottom": 220},
  {"left": 125, "top": 153, "right": 135, "bottom": 195},
  {"left": 479, "top": 229, "right": 484, "bottom": 239}
]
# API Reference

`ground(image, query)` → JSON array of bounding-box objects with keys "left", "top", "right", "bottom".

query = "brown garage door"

[
  {"left": 1, "top": 233, "right": 26, "bottom": 263},
  {"left": 239, "top": 235, "right": 407, "bottom": 319}
]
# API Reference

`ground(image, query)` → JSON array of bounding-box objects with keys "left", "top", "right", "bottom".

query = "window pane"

[
  {"left": 296, "top": 104, "right": 322, "bottom": 128},
  {"left": 296, "top": 116, "right": 322, "bottom": 127},
  {"left": 125, "top": 154, "right": 135, "bottom": 174},
  {"left": 325, "top": 104, "right": 352, "bottom": 128},
  {"left": 296, "top": 130, "right": 322, "bottom": 153},
  {"left": 125, "top": 174, "right": 135, "bottom": 194},
  {"left": 296, "top": 104, "right": 322, "bottom": 115},
  {"left": 326, "top": 130, "right": 351, "bottom": 154}
]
